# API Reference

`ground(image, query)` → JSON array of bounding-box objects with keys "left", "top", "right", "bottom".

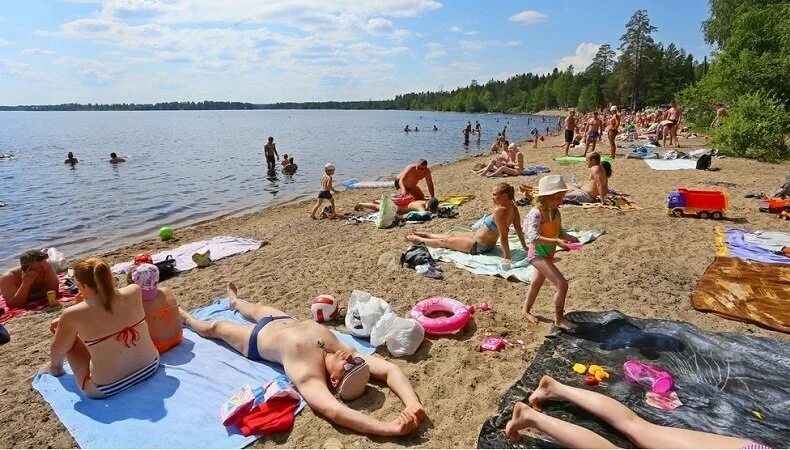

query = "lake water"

[{"left": 0, "top": 110, "right": 560, "bottom": 269}]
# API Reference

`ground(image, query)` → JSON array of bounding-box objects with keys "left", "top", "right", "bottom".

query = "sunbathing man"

[
  {"left": 355, "top": 197, "right": 439, "bottom": 214},
  {"left": 0, "top": 249, "right": 59, "bottom": 308},
  {"left": 486, "top": 144, "right": 525, "bottom": 177},
  {"left": 564, "top": 152, "right": 611, "bottom": 205},
  {"left": 180, "top": 283, "right": 426, "bottom": 436},
  {"left": 395, "top": 159, "right": 435, "bottom": 201},
  {"left": 583, "top": 112, "right": 603, "bottom": 155}
]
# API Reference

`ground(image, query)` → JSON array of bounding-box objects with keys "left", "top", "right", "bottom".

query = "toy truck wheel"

[
  {"left": 672, "top": 208, "right": 684, "bottom": 217},
  {"left": 698, "top": 211, "right": 710, "bottom": 219},
  {"left": 712, "top": 211, "right": 723, "bottom": 220}
]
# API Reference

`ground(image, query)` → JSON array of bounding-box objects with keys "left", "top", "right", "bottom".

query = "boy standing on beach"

[{"left": 310, "top": 163, "right": 338, "bottom": 220}]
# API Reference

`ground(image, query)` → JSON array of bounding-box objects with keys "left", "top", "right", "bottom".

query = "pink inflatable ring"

[{"left": 410, "top": 297, "right": 472, "bottom": 335}]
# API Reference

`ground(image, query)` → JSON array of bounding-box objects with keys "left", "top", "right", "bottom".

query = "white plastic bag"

[
  {"left": 374, "top": 195, "right": 397, "bottom": 229},
  {"left": 370, "top": 312, "right": 425, "bottom": 357},
  {"left": 345, "top": 290, "right": 394, "bottom": 338},
  {"left": 46, "top": 247, "right": 67, "bottom": 272}
]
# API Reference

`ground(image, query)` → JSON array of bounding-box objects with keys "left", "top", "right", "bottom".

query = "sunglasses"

[{"left": 343, "top": 356, "right": 365, "bottom": 374}]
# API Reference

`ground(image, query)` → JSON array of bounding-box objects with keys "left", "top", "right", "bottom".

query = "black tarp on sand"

[{"left": 478, "top": 311, "right": 790, "bottom": 448}]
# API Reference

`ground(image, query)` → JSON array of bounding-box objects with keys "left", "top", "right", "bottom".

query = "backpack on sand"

[{"left": 696, "top": 154, "right": 712, "bottom": 170}]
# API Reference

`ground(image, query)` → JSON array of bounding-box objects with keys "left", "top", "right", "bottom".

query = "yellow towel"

[
  {"left": 438, "top": 195, "right": 475, "bottom": 206},
  {"left": 713, "top": 227, "right": 729, "bottom": 257}
]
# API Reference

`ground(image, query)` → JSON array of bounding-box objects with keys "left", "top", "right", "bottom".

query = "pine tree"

[{"left": 618, "top": 10, "right": 657, "bottom": 110}]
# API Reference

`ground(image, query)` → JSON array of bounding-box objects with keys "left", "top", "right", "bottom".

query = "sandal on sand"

[{"left": 191, "top": 250, "right": 212, "bottom": 268}]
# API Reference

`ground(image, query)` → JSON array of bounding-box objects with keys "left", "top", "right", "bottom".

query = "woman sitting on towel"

[
  {"left": 43, "top": 257, "right": 159, "bottom": 398},
  {"left": 506, "top": 375, "right": 770, "bottom": 449},
  {"left": 131, "top": 263, "right": 182, "bottom": 353},
  {"left": 406, "top": 182, "right": 528, "bottom": 263}
]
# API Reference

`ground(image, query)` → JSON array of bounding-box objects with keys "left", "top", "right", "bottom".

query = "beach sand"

[{"left": 1, "top": 131, "right": 789, "bottom": 448}]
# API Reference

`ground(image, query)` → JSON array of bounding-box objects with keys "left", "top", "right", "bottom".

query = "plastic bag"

[
  {"left": 375, "top": 195, "right": 397, "bottom": 229},
  {"left": 370, "top": 312, "right": 425, "bottom": 357},
  {"left": 345, "top": 290, "right": 393, "bottom": 338},
  {"left": 47, "top": 247, "right": 67, "bottom": 272}
]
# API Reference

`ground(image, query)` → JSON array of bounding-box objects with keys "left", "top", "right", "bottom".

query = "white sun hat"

[{"left": 537, "top": 175, "right": 570, "bottom": 197}]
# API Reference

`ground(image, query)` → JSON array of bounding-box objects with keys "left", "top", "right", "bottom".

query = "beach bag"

[
  {"left": 375, "top": 195, "right": 397, "bottom": 229},
  {"left": 345, "top": 290, "right": 394, "bottom": 338},
  {"left": 696, "top": 154, "right": 712, "bottom": 170},
  {"left": 370, "top": 313, "right": 425, "bottom": 357},
  {"left": 155, "top": 255, "right": 178, "bottom": 281},
  {"left": 401, "top": 243, "right": 434, "bottom": 269}
]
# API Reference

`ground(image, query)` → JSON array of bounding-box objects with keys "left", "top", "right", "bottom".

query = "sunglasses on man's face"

[{"left": 343, "top": 356, "right": 365, "bottom": 373}]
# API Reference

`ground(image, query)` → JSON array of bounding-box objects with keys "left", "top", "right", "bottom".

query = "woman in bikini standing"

[{"left": 43, "top": 257, "right": 159, "bottom": 398}]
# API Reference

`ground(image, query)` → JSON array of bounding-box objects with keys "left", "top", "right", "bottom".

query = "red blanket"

[{"left": 0, "top": 274, "right": 78, "bottom": 324}]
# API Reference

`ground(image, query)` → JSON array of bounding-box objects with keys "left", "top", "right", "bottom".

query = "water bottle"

[{"left": 623, "top": 360, "right": 674, "bottom": 395}]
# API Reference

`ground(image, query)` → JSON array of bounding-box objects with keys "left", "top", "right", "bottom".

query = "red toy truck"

[{"left": 667, "top": 188, "right": 728, "bottom": 219}]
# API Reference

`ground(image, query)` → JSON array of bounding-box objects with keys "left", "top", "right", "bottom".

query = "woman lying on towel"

[
  {"left": 406, "top": 182, "right": 528, "bottom": 264},
  {"left": 131, "top": 263, "right": 183, "bottom": 353},
  {"left": 42, "top": 257, "right": 160, "bottom": 398},
  {"left": 506, "top": 375, "right": 770, "bottom": 449}
]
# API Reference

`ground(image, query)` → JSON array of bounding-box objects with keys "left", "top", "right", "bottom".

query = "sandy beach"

[{"left": 1, "top": 130, "right": 789, "bottom": 448}]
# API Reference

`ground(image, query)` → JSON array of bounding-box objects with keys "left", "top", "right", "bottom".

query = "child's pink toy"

[
  {"left": 566, "top": 242, "right": 583, "bottom": 250},
  {"left": 481, "top": 336, "right": 505, "bottom": 352},
  {"left": 623, "top": 360, "right": 674, "bottom": 395}
]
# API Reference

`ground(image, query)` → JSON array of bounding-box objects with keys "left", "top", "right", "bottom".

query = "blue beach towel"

[
  {"left": 522, "top": 166, "right": 551, "bottom": 176},
  {"left": 32, "top": 298, "right": 375, "bottom": 449}
]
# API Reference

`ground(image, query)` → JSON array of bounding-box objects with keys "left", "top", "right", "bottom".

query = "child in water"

[
  {"left": 310, "top": 163, "right": 338, "bottom": 220},
  {"left": 522, "top": 175, "right": 578, "bottom": 332}
]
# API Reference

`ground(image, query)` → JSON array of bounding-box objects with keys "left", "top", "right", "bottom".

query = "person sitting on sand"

[
  {"left": 564, "top": 152, "right": 611, "bottom": 205},
  {"left": 406, "top": 182, "right": 527, "bottom": 263},
  {"left": 522, "top": 175, "right": 579, "bottom": 332},
  {"left": 506, "top": 375, "right": 768, "bottom": 449},
  {"left": 64, "top": 152, "right": 78, "bottom": 166},
  {"left": 42, "top": 257, "right": 159, "bottom": 398},
  {"left": 486, "top": 144, "right": 525, "bottom": 177},
  {"left": 310, "top": 163, "right": 339, "bottom": 220},
  {"left": 131, "top": 263, "right": 182, "bottom": 354},
  {"left": 109, "top": 152, "right": 126, "bottom": 164},
  {"left": 0, "top": 249, "right": 59, "bottom": 309},
  {"left": 355, "top": 197, "right": 439, "bottom": 215},
  {"left": 283, "top": 157, "right": 297, "bottom": 175},
  {"left": 180, "top": 282, "right": 426, "bottom": 436},
  {"left": 395, "top": 159, "right": 435, "bottom": 201},
  {"left": 475, "top": 141, "right": 514, "bottom": 176}
]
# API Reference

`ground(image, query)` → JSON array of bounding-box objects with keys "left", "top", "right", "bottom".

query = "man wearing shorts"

[
  {"left": 395, "top": 159, "right": 435, "bottom": 201},
  {"left": 264, "top": 137, "right": 278, "bottom": 173},
  {"left": 584, "top": 112, "right": 603, "bottom": 155},
  {"left": 180, "top": 283, "right": 426, "bottom": 436},
  {"left": 606, "top": 106, "right": 620, "bottom": 159},
  {"left": 563, "top": 110, "right": 577, "bottom": 156},
  {"left": 564, "top": 152, "right": 611, "bottom": 205}
]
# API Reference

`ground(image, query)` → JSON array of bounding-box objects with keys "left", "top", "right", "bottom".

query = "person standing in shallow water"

[
  {"left": 64, "top": 152, "right": 78, "bottom": 166},
  {"left": 264, "top": 137, "right": 278, "bottom": 173}
]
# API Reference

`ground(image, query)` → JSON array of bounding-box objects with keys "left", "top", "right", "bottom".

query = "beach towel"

[
  {"left": 32, "top": 298, "right": 374, "bottom": 449},
  {"left": 428, "top": 228, "right": 605, "bottom": 283},
  {"left": 0, "top": 274, "right": 78, "bottom": 324},
  {"left": 522, "top": 166, "right": 551, "bottom": 176},
  {"left": 625, "top": 146, "right": 658, "bottom": 159},
  {"left": 478, "top": 310, "right": 790, "bottom": 449},
  {"left": 562, "top": 195, "right": 642, "bottom": 211},
  {"left": 715, "top": 228, "right": 790, "bottom": 265},
  {"left": 438, "top": 195, "right": 475, "bottom": 206},
  {"left": 112, "top": 236, "right": 264, "bottom": 274},
  {"left": 691, "top": 256, "right": 790, "bottom": 333},
  {"left": 643, "top": 159, "right": 698, "bottom": 171},
  {"left": 341, "top": 178, "right": 396, "bottom": 189},
  {"left": 554, "top": 156, "right": 613, "bottom": 165}
]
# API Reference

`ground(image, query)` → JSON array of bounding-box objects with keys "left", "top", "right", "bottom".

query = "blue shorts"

[{"left": 247, "top": 315, "right": 293, "bottom": 361}]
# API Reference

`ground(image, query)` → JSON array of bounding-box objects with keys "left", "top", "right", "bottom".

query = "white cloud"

[
  {"left": 449, "top": 25, "right": 477, "bottom": 35},
  {"left": 459, "top": 40, "right": 492, "bottom": 52},
  {"left": 58, "top": 56, "right": 122, "bottom": 84},
  {"left": 425, "top": 42, "right": 446, "bottom": 59},
  {"left": 507, "top": 40, "right": 522, "bottom": 47},
  {"left": 21, "top": 48, "right": 56, "bottom": 55},
  {"left": 509, "top": 10, "right": 547, "bottom": 24},
  {"left": 556, "top": 42, "right": 600, "bottom": 71},
  {"left": 0, "top": 38, "right": 11, "bottom": 46},
  {"left": 0, "top": 58, "right": 40, "bottom": 79}
]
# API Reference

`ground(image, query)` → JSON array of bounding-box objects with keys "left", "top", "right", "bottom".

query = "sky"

[{"left": 0, "top": 0, "right": 713, "bottom": 105}]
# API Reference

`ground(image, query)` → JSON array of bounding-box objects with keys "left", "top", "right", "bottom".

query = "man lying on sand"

[
  {"left": 180, "top": 283, "right": 426, "bottom": 436},
  {"left": 0, "top": 249, "right": 59, "bottom": 308},
  {"left": 564, "top": 152, "right": 611, "bottom": 205},
  {"left": 355, "top": 197, "right": 439, "bottom": 214},
  {"left": 396, "top": 159, "right": 435, "bottom": 201}
]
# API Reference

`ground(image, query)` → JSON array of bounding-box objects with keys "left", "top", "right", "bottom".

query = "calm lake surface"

[{"left": 0, "top": 110, "right": 560, "bottom": 269}]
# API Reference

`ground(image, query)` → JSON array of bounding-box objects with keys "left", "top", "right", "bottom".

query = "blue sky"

[{"left": 0, "top": 0, "right": 712, "bottom": 105}]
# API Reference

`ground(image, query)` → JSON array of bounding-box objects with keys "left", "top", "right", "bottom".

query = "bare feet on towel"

[
  {"left": 554, "top": 318, "right": 577, "bottom": 332},
  {"left": 505, "top": 401, "right": 540, "bottom": 441},
  {"left": 528, "top": 375, "right": 557, "bottom": 411}
]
